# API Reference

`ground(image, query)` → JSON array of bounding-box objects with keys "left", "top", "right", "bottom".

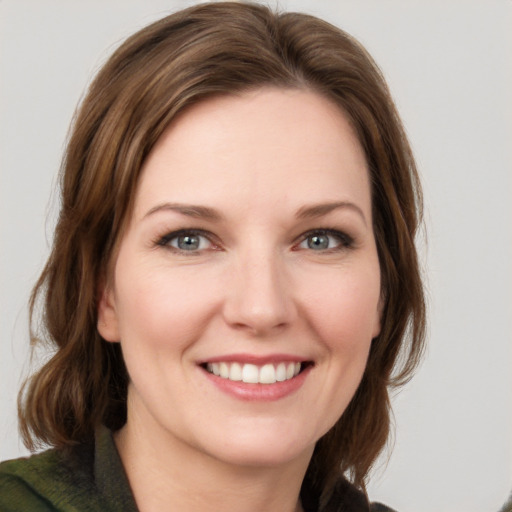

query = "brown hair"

[{"left": 19, "top": 0, "right": 425, "bottom": 499}]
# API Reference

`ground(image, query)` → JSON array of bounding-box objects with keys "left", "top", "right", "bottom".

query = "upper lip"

[{"left": 199, "top": 353, "right": 312, "bottom": 365}]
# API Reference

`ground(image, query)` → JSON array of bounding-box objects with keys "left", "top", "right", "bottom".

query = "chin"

[
  {"left": 196, "top": 420, "right": 317, "bottom": 469},
  {"left": 211, "top": 443, "right": 312, "bottom": 469}
]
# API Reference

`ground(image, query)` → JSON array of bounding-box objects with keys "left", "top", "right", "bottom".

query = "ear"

[{"left": 97, "top": 279, "right": 120, "bottom": 342}]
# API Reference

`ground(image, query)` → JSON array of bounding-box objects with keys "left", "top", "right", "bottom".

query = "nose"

[{"left": 222, "top": 250, "right": 296, "bottom": 336}]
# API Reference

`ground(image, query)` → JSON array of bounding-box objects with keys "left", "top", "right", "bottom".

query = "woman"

[{"left": 0, "top": 2, "right": 425, "bottom": 511}]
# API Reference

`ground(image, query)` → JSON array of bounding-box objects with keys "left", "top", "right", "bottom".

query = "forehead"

[{"left": 133, "top": 87, "right": 371, "bottom": 220}]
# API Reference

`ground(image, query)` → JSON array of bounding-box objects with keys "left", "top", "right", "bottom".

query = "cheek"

[
  {"left": 299, "top": 265, "right": 381, "bottom": 351},
  {"left": 113, "top": 260, "right": 220, "bottom": 349},
  {"left": 294, "top": 266, "right": 380, "bottom": 437}
]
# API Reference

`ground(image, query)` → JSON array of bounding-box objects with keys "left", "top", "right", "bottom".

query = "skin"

[{"left": 98, "top": 88, "right": 382, "bottom": 512}]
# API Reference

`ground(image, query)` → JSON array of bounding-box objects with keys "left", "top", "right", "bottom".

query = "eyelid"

[
  {"left": 156, "top": 228, "right": 220, "bottom": 253},
  {"left": 154, "top": 227, "right": 354, "bottom": 254},
  {"left": 294, "top": 228, "right": 354, "bottom": 251}
]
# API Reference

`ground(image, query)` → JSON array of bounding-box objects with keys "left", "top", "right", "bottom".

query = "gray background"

[{"left": 1, "top": 1, "right": 511, "bottom": 511}]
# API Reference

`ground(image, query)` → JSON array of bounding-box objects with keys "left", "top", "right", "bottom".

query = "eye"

[
  {"left": 157, "top": 229, "right": 214, "bottom": 253},
  {"left": 298, "top": 229, "right": 352, "bottom": 251}
]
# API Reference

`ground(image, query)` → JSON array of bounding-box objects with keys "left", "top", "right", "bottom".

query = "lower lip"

[{"left": 201, "top": 365, "right": 312, "bottom": 402}]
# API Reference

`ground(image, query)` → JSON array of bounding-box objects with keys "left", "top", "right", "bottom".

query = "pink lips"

[{"left": 199, "top": 353, "right": 313, "bottom": 401}]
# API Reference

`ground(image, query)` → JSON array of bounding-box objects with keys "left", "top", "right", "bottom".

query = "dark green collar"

[{"left": 93, "top": 426, "right": 138, "bottom": 512}]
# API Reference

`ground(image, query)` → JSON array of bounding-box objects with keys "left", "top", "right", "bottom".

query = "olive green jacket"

[{"left": 0, "top": 427, "right": 395, "bottom": 512}]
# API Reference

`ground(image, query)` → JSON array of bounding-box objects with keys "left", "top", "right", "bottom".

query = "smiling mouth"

[{"left": 202, "top": 361, "right": 312, "bottom": 385}]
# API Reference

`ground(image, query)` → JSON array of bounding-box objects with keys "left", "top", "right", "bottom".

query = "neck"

[{"left": 114, "top": 406, "right": 312, "bottom": 512}]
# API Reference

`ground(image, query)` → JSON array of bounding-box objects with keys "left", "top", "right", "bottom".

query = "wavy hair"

[{"left": 19, "top": 1, "right": 426, "bottom": 500}]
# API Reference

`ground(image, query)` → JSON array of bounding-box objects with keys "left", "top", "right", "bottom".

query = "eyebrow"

[
  {"left": 295, "top": 201, "right": 367, "bottom": 226},
  {"left": 143, "top": 200, "right": 367, "bottom": 225},
  {"left": 143, "top": 203, "right": 224, "bottom": 221}
]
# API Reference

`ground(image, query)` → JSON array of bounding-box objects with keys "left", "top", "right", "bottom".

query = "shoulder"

[
  {"left": 0, "top": 449, "right": 64, "bottom": 511},
  {"left": 370, "top": 503, "right": 398, "bottom": 512},
  {"left": 302, "top": 476, "right": 397, "bottom": 512},
  {"left": 0, "top": 442, "right": 103, "bottom": 511},
  {"left": 330, "top": 478, "right": 398, "bottom": 512},
  {"left": 0, "top": 462, "right": 52, "bottom": 511}
]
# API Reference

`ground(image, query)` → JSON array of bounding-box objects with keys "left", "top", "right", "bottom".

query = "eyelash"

[
  {"left": 155, "top": 229, "right": 216, "bottom": 254},
  {"left": 154, "top": 227, "right": 354, "bottom": 255},
  {"left": 295, "top": 228, "right": 354, "bottom": 252}
]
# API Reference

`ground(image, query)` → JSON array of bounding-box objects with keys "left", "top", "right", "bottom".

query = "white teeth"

[
  {"left": 242, "top": 363, "right": 259, "bottom": 383},
  {"left": 276, "top": 363, "right": 287, "bottom": 382},
  {"left": 205, "top": 361, "right": 303, "bottom": 384},
  {"left": 229, "top": 362, "right": 242, "bottom": 381},
  {"left": 259, "top": 364, "right": 276, "bottom": 384},
  {"left": 219, "top": 362, "right": 229, "bottom": 379}
]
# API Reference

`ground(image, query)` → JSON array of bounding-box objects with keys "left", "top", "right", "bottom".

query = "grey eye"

[
  {"left": 298, "top": 230, "right": 348, "bottom": 251},
  {"left": 177, "top": 234, "right": 199, "bottom": 250},
  {"left": 307, "top": 234, "right": 330, "bottom": 250},
  {"left": 170, "top": 233, "right": 209, "bottom": 251}
]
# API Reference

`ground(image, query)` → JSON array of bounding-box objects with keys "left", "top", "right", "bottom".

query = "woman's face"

[{"left": 98, "top": 88, "right": 381, "bottom": 469}]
